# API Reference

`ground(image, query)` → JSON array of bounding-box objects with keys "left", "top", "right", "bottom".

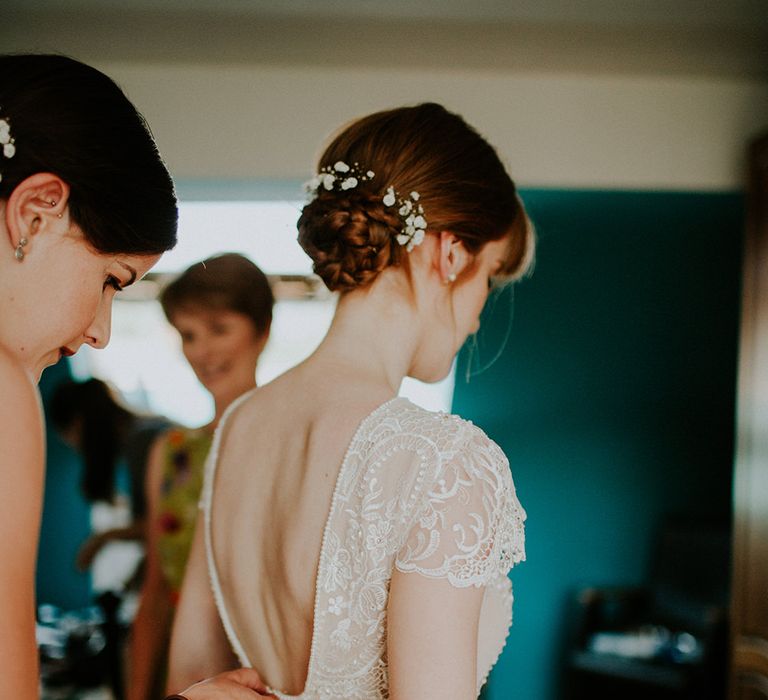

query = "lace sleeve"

[{"left": 394, "top": 425, "right": 526, "bottom": 588}]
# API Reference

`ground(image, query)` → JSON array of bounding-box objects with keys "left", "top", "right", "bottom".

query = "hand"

[
  {"left": 176, "top": 669, "right": 274, "bottom": 699},
  {"left": 76, "top": 532, "right": 108, "bottom": 570}
]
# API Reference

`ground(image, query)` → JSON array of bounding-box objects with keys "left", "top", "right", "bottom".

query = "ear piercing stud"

[{"left": 447, "top": 273, "right": 457, "bottom": 283}]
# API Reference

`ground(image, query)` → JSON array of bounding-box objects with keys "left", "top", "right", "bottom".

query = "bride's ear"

[
  {"left": 5, "top": 173, "right": 70, "bottom": 252},
  {"left": 437, "top": 230, "right": 471, "bottom": 284}
]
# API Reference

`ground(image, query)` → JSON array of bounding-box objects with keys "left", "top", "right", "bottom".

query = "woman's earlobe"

[{"left": 438, "top": 230, "right": 470, "bottom": 283}]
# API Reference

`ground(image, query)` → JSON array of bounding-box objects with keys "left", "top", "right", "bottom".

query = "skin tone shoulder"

[{"left": 0, "top": 346, "right": 44, "bottom": 698}]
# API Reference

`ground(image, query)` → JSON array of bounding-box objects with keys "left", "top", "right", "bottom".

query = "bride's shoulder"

[
  {"left": 388, "top": 397, "right": 497, "bottom": 440},
  {"left": 386, "top": 398, "right": 508, "bottom": 464}
]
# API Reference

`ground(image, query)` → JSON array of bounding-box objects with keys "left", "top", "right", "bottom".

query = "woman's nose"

[
  {"left": 84, "top": 296, "right": 113, "bottom": 350},
  {"left": 185, "top": 336, "right": 212, "bottom": 362}
]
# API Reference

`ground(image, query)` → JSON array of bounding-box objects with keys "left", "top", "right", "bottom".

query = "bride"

[{"left": 168, "top": 103, "right": 534, "bottom": 699}]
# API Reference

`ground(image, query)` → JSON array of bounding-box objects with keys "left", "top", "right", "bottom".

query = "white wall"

[{"left": 94, "top": 61, "right": 768, "bottom": 191}]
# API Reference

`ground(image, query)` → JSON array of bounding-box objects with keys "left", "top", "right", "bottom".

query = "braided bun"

[
  {"left": 298, "top": 190, "right": 404, "bottom": 292},
  {"left": 298, "top": 103, "right": 534, "bottom": 294}
]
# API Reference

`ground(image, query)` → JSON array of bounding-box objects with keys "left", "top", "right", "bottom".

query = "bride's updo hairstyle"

[
  {"left": 298, "top": 103, "right": 533, "bottom": 293},
  {"left": 0, "top": 54, "right": 177, "bottom": 255}
]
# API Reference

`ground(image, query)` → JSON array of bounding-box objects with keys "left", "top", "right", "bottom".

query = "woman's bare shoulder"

[
  {"left": 231, "top": 370, "right": 301, "bottom": 421},
  {"left": 0, "top": 346, "right": 44, "bottom": 523}
]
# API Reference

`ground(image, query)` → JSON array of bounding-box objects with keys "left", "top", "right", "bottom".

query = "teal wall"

[
  {"left": 37, "top": 361, "right": 92, "bottom": 610},
  {"left": 454, "top": 190, "right": 742, "bottom": 700}
]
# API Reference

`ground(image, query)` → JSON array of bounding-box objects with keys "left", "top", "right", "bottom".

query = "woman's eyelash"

[{"left": 105, "top": 275, "right": 124, "bottom": 292}]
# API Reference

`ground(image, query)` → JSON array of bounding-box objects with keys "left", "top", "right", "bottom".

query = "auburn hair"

[{"left": 298, "top": 103, "right": 534, "bottom": 292}]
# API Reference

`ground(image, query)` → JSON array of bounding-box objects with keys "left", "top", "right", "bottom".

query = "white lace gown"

[{"left": 202, "top": 397, "right": 526, "bottom": 699}]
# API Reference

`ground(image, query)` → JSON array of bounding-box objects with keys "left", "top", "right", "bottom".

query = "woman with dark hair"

[
  {"left": 129, "top": 253, "right": 274, "bottom": 700},
  {"left": 50, "top": 378, "right": 170, "bottom": 547},
  {"left": 169, "top": 103, "right": 534, "bottom": 699},
  {"left": 0, "top": 54, "right": 266, "bottom": 700}
]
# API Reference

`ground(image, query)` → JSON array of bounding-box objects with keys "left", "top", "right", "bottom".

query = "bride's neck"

[{"left": 312, "top": 274, "right": 421, "bottom": 396}]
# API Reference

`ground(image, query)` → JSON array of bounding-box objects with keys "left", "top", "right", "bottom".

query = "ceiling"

[
  {"left": 7, "top": 0, "right": 768, "bottom": 29},
  {"left": 3, "top": 0, "right": 768, "bottom": 78}
]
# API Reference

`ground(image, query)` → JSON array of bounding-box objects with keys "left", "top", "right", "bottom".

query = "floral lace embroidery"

[{"left": 203, "top": 397, "right": 526, "bottom": 699}]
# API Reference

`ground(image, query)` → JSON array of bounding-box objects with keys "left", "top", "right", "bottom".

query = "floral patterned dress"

[{"left": 156, "top": 427, "right": 212, "bottom": 604}]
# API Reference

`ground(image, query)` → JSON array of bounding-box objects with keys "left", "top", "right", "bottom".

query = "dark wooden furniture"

[{"left": 565, "top": 518, "right": 730, "bottom": 700}]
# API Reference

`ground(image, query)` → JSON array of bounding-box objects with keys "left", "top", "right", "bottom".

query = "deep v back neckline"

[{"left": 203, "top": 396, "right": 404, "bottom": 699}]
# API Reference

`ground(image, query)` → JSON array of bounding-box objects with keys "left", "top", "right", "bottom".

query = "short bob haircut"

[{"left": 160, "top": 253, "right": 274, "bottom": 335}]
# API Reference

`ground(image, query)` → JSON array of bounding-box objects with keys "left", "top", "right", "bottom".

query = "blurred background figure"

[
  {"left": 49, "top": 378, "right": 173, "bottom": 700},
  {"left": 127, "top": 253, "right": 273, "bottom": 700}
]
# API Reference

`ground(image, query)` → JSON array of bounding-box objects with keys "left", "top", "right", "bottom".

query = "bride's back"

[{"left": 208, "top": 362, "right": 393, "bottom": 694}]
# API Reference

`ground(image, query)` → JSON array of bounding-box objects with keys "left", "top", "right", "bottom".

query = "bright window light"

[{"left": 154, "top": 201, "right": 311, "bottom": 275}]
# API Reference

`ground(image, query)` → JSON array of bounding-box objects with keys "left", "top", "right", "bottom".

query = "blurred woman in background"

[{"left": 128, "top": 253, "right": 274, "bottom": 700}]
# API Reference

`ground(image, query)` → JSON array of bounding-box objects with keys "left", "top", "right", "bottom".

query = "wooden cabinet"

[{"left": 731, "top": 132, "right": 768, "bottom": 699}]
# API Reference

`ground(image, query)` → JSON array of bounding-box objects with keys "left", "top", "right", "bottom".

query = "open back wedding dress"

[{"left": 201, "top": 396, "right": 526, "bottom": 699}]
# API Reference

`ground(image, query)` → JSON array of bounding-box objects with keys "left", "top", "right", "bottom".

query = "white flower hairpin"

[
  {"left": 305, "top": 160, "right": 428, "bottom": 251},
  {"left": 0, "top": 112, "right": 16, "bottom": 184},
  {"left": 305, "top": 161, "right": 375, "bottom": 194},
  {"left": 383, "top": 186, "right": 427, "bottom": 252}
]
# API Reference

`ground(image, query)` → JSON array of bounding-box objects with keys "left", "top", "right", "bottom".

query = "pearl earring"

[
  {"left": 447, "top": 272, "right": 457, "bottom": 283},
  {"left": 14, "top": 236, "right": 28, "bottom": 261}
]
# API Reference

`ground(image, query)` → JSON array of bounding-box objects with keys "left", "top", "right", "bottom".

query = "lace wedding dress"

[{"left": 202, "top": 397, "right": 526, "bottom": 699}]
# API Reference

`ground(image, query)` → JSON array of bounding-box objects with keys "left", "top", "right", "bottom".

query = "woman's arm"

[
  {"left": 387, "top": 569, "right": 485, "bottom": 700},
  {"left": 0, "top": 353, "right": 45, "bottom": 699},
  {"left": 166, "top": 505, "right": 239, "bottom": 693},
  {"left": 127, "top": 435, "right": 173, "bottom": 700},
  {"left": 76, "top": 519, "right": 145, "bottom": 571}
]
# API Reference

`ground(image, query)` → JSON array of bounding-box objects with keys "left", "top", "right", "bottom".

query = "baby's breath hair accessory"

[
  {"left": 383, "top": 186, "right": 427, "bottom": 252},
  {"left": 305, "top": 160, "right": 428, "bottom": 252},
  {"left": 305, "top": 161, "right": 375, "bottom": 194},
  {"left": 0, "top": 110, "right": 16, "bottom": 184}
]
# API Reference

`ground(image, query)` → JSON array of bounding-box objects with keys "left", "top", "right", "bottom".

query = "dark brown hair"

[
  {"left": 49, "top": 378, "right": 135, "bottom": 504},
  {"left": 160, "top": 253, "right": 274, "bottom": 335},
  {"left": 298, "top": 103, "right": 533, "bottom": 292},
  {"left": 0, "top": 54, "right": 177, "bottom": 255}
]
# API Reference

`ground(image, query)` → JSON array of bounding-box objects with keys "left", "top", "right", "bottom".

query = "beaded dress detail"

[{"left": 202, "top": 397, "right": 526, "bottom": 699}]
